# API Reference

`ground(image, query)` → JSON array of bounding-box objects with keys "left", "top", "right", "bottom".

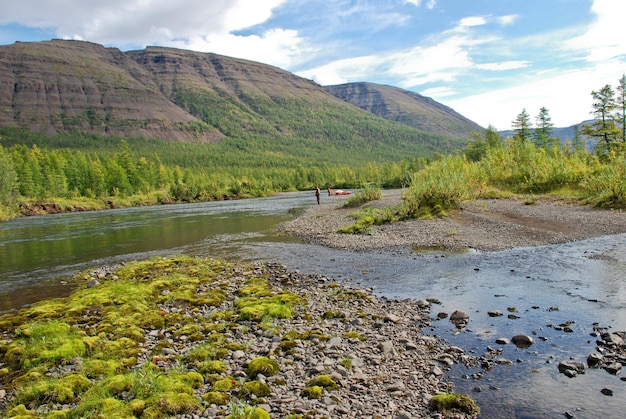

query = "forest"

[{"left": 0, "top": 77, "right": 625, "bottom": 222}]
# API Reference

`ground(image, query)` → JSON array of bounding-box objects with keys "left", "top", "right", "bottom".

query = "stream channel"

[{"left": 0, "top": 191, "right": 624, "bottom": 418}]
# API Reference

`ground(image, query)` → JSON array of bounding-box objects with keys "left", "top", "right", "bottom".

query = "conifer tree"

[
  {"left": 582, "top": 84, "right": 619, "bottom": 151},
  {"left": 512, "top": 109, "right": 532, "bottom": 142}
]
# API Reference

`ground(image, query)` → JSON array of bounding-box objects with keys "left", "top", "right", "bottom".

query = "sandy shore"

[{"left": 279, "top": 190, "right": 626, "bottom": 252}]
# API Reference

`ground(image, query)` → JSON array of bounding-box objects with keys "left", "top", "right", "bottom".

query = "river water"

[{"left": 0, "top": 191, "right": 624, "bottom": 418}]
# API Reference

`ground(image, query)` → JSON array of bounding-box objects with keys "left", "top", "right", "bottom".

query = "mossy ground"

[{"left": 0, "top": 255, "right": 303, "bottom": 418}]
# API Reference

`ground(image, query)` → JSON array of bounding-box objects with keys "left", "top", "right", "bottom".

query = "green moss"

[
  {"left": 343, "top": 331, "right": 366, "bottom": 341},
  {"left": 203, "top": 391, "right": 231, "bottom": 405},
  {"left": 246, "top": 356, "right": 279, "bottom": 378},
  {"left": 196, "top": 360, "right": 228, "bottom": 375},
  {"left": 212, "top": 377, "right": 237, "bottom": 392},
  {"left": 306, "top": 375, "right": 340, "bottom": 390},
  {"left": 339, "top": 357, "right": 353, "bottom": 370},
  {"left": 238, "top": 302, "right": 292, "bottom": 322},
  {"left": 13, "top": 373, "right": 90, "bottom": 405},
  {"left": 22, "top": 298, "right": 68, "bottom": 319},
  {"left": 156, "top": 391, "right": 201, "bottom": 415},
  {"left": 181, "top": 371, "right": 204, "bottom": 389},
  {"left": 301, "top": 385, "right": 324, "bottom": 399},
  {"left": 239, "top": 380, "right": 271, "bottom": 399},
  {"left": 429, "top": 393, "right": 480, "bottom": 416},
  {"left": 11, "top": 320, "right": 87, "bottom": 369},
  {"left": 5, "top": 404, "right": 35, "bottom": 417},
  {"left": 322, "top": 310, "right": 345, "bottom": 319},
  {"left": 227, "top": 404, "right": 271, "bottom": 419},
  {"left": 129, "top": 398, "right": 146, "bottom": 416}
]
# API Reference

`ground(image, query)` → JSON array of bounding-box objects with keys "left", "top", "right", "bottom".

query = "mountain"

[
  {"left": 324, "top": 82, "right": 484, "bottom": 138},
  {"left": 0, "top": 40, "right": 218, "bottom": 141},
  {"left": 0, "top": 39, "right": 480, "bottom": 157}
]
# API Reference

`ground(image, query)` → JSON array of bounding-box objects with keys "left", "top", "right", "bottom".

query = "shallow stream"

[{"left": 0, "top": 191, "right": 624, "bottom": 418}]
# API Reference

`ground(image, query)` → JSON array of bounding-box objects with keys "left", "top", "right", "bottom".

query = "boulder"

[{"left": 511, "top": 334, "right": 534, "bottom": 348}]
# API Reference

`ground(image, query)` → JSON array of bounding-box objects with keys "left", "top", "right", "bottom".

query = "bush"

[{"left": 343, "top": 184, "right": 382, "bottom": 208}]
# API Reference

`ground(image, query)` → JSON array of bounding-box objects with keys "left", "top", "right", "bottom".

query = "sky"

[{"left": 1, "top": 0, "right": 625, "bottom": 130}]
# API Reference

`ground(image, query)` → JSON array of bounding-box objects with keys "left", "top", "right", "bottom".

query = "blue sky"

[{"left": 1, "top": 0, "right": 625, "bottom": 130}]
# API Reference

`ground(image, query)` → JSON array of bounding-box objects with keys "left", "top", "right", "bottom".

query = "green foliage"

[
  {"left": 342, "top": 184, "right": 382, "bottom": 208},
  {"left": 0, "top": 124, "right": 450, "bottom": 219},
  {"left": 401, "top": 155, "right": 479, "bottom": 218}
]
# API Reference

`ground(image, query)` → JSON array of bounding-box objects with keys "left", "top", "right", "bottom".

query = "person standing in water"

[{"left": 315, "top": 187, "right": 321, "bottom": 205}]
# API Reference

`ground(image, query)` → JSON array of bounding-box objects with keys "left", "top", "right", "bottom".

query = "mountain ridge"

[{"left": 0, "top": 39, "right": 480, "bottom": 155}]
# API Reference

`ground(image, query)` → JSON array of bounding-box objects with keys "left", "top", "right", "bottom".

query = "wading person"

[{"left": 315, "top": 187, "right": 321, "bottom": 205}]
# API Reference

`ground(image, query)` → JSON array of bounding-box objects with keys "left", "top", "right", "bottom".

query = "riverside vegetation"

[
  {"left": 0, "top": 255, "right": 479, "bottom": 418},
  {"left": 338, "top": 121, "right": 626, "bottom": 234}
]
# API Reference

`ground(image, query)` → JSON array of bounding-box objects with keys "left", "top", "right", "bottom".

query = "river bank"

[
  {"left": 0, "top": 256, "right": 479, "bottom": 418},
  {"left": 279, "top": 189, "right": 626, "bottom": 252}
]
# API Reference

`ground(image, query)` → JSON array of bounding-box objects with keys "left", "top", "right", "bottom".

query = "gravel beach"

[{"left": 279, "top": 189, "right": 626, "bottom": 252}]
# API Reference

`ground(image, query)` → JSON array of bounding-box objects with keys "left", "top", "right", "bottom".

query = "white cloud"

[
  {"left": 564, "top": 0, "right": 626, "bottom": 62},
  {"left": 458, "top": 16, "right": 487, "bottom": 28},
  {"left": 476, "top": 61, "right": 530, "bottom": 71},
  {"left": 0, "top": 1, "right": 294, "bottom": 54},
  {"left": 297, "top": 55, "right": 379, "bottom": 85},
  {"left": 443, "top": 62, "right": 625, "bottom": 129},
  {"left": 497, "top": 15, "right": 518, "bottom": 25}
]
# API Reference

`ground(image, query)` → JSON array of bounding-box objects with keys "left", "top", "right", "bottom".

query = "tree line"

[{"left": 1, "top": 75, "right": 625, "bottom": 220}]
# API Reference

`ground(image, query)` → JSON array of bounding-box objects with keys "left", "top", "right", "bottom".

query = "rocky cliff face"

[
  {"left": 0, "top": 40, "right": 481, "bottom": 142},
  {"left": 324, "top": 82, "right": 484, "bottom": 138},
  {"left": 0, "top": 40, "right": 220, "bottom": 141}
]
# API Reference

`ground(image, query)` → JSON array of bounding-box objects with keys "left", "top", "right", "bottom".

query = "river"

[{"left": 1, "top": 191, "right": 624, "bottom": 418}]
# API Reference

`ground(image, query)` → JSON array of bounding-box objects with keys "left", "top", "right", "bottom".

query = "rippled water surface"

[{"left": 1, "top": 192, "right": 624, "bottom": 418}]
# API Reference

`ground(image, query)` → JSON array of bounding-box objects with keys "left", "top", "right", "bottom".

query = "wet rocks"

[
  {"left": 511, "top": 334, "right": 534, "bottom": 348},
  {"left": 558, "top": 361, "right": 586, "bottom": 378},
  {"left": 587, "top": 330, "right": 626, "bottom": 376},
  {"left": 450, "top": 310, "right": 469, "bottom": 329}
]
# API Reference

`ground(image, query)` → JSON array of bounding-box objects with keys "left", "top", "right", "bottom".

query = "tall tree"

[
  {"left": 534, "top": 107, "right": 555, "bottom": 148},
  {"left": 512, "top": 109, "right": 532, "bottom": 142},
  {"left": 582, "top": 84, "right": 619, "bottom": 151},
  {"left": 616, "top": 74, "right": 626, "bottom": 142}
]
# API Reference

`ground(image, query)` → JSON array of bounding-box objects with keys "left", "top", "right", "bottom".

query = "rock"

[
  {"left": 495, "top": 337, "right": 510, "bottom": 345},
  {"left": 386, "top": 381, "right": 407, "bottom": 392},
  {"left": 511, "top": 334, "right": 534, "bottom": 348},
  {"left": 450, "top": 310, "right": 469, "bottom": 328},
  {"left": 488, "top": 310, "right": 503, "bottom": 317},
  {"left": 415, "top": 299, "right": 430, "bottom": 308},
  {"left": 86, "top": 279, "right": 100, "bottom": 288},
  {"left": 604, "top": 362, "right": 622, "bottom": 375},
  {"left": 587, "top": 353, "right": 603, "bottom": 367},
  {"left": 378, "top": 341, "right": 396, "bottom": 356},
  {"left": 601, "top": 332, "right": 624, "bottom": 347},
  {"left": 384, "top": 313, "right": 400, "bottom": 323},
  {"left": 600, "top": 388, "right": 613, "bottom": 396},
  {"left": 450, "top": 310, "right": 469, "bottom": 321},
  {"left": 558, "top": 361, "right": 585, "bottom": 376}
]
